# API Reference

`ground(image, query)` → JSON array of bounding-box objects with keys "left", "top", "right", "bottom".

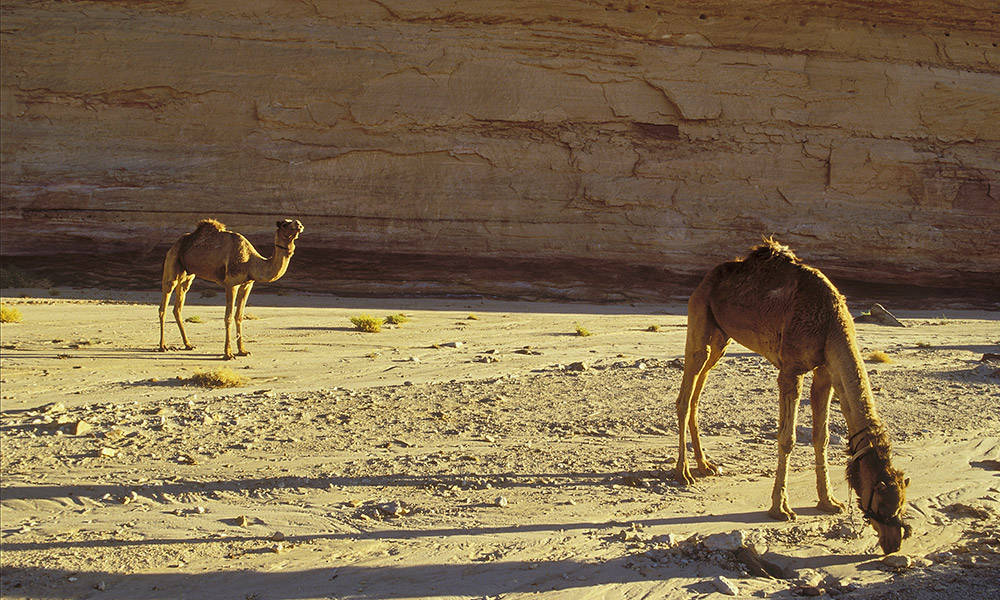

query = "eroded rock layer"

[{"left": 2, "top": 1, "right": 998, "bottom": 298}]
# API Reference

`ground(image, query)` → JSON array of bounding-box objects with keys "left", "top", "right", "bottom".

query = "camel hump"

[
  {"left": 194, "top": 219, "right": 227, "bottom": 233},
  {"left": 745, "top": 236, "right": 799, "bottom": 264}
]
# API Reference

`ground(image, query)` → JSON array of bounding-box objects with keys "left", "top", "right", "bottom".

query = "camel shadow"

[
  {"left": 0, "top": 529, "right": 898, "bottom": 600},
  {"left": 3, "top": 349, "right": 224, "bottom": 361}
]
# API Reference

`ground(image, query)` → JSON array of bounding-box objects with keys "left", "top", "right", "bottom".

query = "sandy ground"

[{"left": 1, "top": 290, "right": 998, "bottom": 600}]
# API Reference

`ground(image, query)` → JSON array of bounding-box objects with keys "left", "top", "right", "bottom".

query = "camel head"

[
  {"left": 275, "top": 219, "right": 304, "bottom": 249},
  {"left": 848, "top": 433, "right": 910, "bottom": 554}
]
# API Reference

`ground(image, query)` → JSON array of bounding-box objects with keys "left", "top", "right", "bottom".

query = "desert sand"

[{"left": 1, "top": 290, "right": 998, "bottom": 599}]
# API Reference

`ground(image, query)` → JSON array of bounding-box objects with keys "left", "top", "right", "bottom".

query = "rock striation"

[{"left": 2, "top": 1, "right": 998, "bottom": 300}]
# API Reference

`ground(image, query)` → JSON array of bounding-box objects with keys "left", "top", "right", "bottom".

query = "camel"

[
  {"left": 674, "top": 238, "right": 910, "bottom": 554},
  {"left": 158, "top": 218, "right": 304, "bottom": 359}
]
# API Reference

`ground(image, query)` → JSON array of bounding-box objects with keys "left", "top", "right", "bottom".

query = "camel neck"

[{"left": 824, "top": 317, "right": 882, "bottom": 438}]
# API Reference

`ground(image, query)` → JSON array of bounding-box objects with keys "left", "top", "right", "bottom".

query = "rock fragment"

[
  {"left": 702, "top": 530, "right": 746, "bottom": 551},
  {"left": 855, "top": 303, "right": 905, "bottom": 327},
  {"left": 882, "top": 554, "right": 912, "bottom": 570},
  {"left": 712, "top": 575, "right": 739, "bottom": 596},
  {"left": 72, "top": 420, "right": 93, "bottom": 436}
]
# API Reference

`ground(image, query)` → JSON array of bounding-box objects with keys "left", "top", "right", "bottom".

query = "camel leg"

[
  {"left": 675, "top": 292, "right": 727, "bottom": 485},
  {"left": 811, "top": 366, "right": 846, "bottom": 513},
  {"left": 222, "top": 285, "right": 237, "bottom": 360},
  {"left": 173, "top": 275, "right": 196, "bottom": 350},
  {"left": 234, "top": 281, "right": 254, "bottom": 356},
  {"left": 159, "top": 279, "right": 177, "bottom": 351},
  {"left": 769, "top": 369, "right": 804, "bottom": 521},
  {"left": 688, "top": 331, "right": 729, "bottom": 476}
]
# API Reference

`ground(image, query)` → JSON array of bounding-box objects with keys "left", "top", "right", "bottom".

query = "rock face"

[{"left": 2, "top": 2, "right": 998, "bottom": 299}]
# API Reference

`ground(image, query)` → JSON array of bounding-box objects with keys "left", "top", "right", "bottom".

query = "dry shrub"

[
  {"left": 385, "top": 313, "right": 410, "bottom": 325},
  {"left": 466, "top": 314, "right": 479, "bottom": 320},
  {"left": 1, "top": 304, "right": 22, "bottom": 323},
  {"left": 574, "top": 324, "right": 593, "bottom": 337},
  {"left": 190, "top": 368, "right": 245, "bottom": 388},
  {"left": 647, "top": 324, "right": 661, "bottom": 332},
  {"left": 350, "top": 314, "right": 384, "bottom": 333},
  {"left": 184, "top": 315, "right": 204, "bottom": 323},
  {"left": 866, "top": 351, "right": 892, "bottom": 364}
]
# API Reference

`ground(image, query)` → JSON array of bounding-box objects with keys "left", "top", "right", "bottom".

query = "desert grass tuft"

[
  {"left": 646, "top": 324, "right": 661, "bottom": 332},
  {"left": 1, "top": 304, "right": 23, "bottom": 323},
  {"left": 385, "top": 313, "right": 410, "bottom": 325},
  {"left": 190, "top": 368, "right": 246, "bottom": 388},
  {"left": 865, "top": 351, "right": 892, "bottom": 364},
  {"left": 466, "top": 314, "right": 479, "bottom": 320},
  {"left": 350, "top": 314, "right": 384, "bottom": 333},
  {"left": 574, "top": 324, "right": 593, "bottom": 337},
  {"left": 184, "top": 315, "right": 204, "bottom": 323}
]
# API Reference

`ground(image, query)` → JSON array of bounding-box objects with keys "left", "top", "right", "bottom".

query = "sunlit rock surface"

[{"left": 2, "top": 1, "right": 998, "bottom": 299}]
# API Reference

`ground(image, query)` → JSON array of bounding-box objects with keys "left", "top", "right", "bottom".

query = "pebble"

[
  {"left": 441, "top": 341, "right": 463, "bottom": 349},
  {"left": 495, "top": 496, "right": 508, "bottom": 507},
  {"left": 72, "top": 420, "right": 93, "bottom": 436},
  {"left": 378, "top": 501, "right": 405, "bottom": 517},
  {"left": 797, "top": 585, "right": 825, "bottom": 597},
  {"left": 235, "top": 515, "right": 249, "bottom": 527},
  {"left": 882, "top": 554, "right": 912, "bottom": 570},
  {"left": 702, "top": 530, "right": 747, "bottom": 551},
  {"left": 565, "top": 361, "right": 588, "bottom": 372},
  {"left": 712, "top": 575, "right": 739, "bottom": 596}
]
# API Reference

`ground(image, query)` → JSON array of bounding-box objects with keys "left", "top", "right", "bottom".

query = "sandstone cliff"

[{"left": 2, "top": 1, "right": 998, "bottom": 300}]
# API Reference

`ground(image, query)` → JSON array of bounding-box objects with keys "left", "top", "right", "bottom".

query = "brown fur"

[
  {"left": 674, "top": 239, "right": 908, "bottom": 553},
  {"left": 158, "top": 218, "right": 304, "bottom": 359}
]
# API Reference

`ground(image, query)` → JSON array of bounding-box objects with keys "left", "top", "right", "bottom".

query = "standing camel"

[
  {"left": 158, "top": 218, "right": 304, "bottom": 359},
  {"left": 674, "top": 238, "right": 910, "bottom": 554}
]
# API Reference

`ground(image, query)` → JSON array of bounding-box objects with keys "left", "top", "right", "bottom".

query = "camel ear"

[
  {"left": 904, "top": 477, "right": 910, "bottom": 488},
  {"left": 276, "top": 220, "right": 283, "bottom": 228}
]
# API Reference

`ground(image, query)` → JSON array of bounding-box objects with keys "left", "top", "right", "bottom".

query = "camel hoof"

[
  {"left": 237, "top": 350, "right": 251, "bottom": 357},
  {"left": 184, "top": 345, "right": 195, "bottom": 350},
  {"left": 768, "top": 506, "right": 797, "bottom": 521},
  {"left": 696, "top": 462, "right": 720, "bottom": 476},
  {"left": 817, "top": 499, "right": 846, "bottom": 514},
  {"left": 223, "top": 353, "right": 235, "bottom": 360},
  {"left": 674, "top": 467, "right": 696, "bottom": 486},
  {"left": 157, "top": 346, "right": 168, "bottom": 353}
]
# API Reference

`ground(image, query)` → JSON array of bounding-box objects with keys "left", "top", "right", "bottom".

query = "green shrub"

[
  {"left": 350, "top": 314, "right": 384, "bottom": 333},
  {"left": 385, "top": 313, "right": 410, "bottom": 325},
  {"left": 1, "top": 304, "right": 22, "bottom": 323}
]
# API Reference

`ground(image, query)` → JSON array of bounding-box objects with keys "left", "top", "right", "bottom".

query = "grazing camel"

[
  {"left": 674, "top": 239, "right": 910, "bottom": 554},
  {"left": 158, "top": 218, "right": 304, "bottom": 359}
]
